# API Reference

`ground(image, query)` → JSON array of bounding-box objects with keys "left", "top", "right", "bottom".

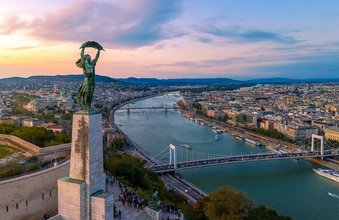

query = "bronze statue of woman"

[{"left": 75, "top": 41, "right": 104, "bottom": 111}]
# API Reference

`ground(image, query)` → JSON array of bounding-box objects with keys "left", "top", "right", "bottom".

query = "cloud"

[
  {"left": 195, "top": 25, "right": 300, "bottom": 44},
  {"left": 0, "top": 0, "right": 183, "bottom": 48},
  {"left": 144, "top": 57, "right": 239, "bottom": 69},
  {"left": 0, "top": 15, "right": 25, "bottom": 34},
  {"left": 7, "top": 46, "right": 36, "bottom": 50},
  {"left": 248, "top": 52, "right": 339, "bottom": 78},
  {"left": 194, "top": 36, "right": 213, "bottom": 44}
]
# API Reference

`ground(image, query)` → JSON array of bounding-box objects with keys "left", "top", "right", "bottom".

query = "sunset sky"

[{"left": 0, "top": 0, "right": 338, "bottom": 79}]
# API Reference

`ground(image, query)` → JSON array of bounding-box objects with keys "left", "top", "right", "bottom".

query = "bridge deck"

[
  {"left": 150, "top": 151, "right": 339, "bottom": 173},
  {"left": 119, "top": 106, "right": 178, "bottom": 110}
]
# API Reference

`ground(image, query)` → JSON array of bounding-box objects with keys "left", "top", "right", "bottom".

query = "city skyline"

[{"left": 0, "top": 0, "right": 339, "bottom": 79}]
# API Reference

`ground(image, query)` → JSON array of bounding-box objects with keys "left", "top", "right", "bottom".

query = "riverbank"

[
  {"left": 109, "top": 93, "right": 208, "bottom": 205},
  {"left": 178, "top": 108, "right": 339, "bottom": 170}
]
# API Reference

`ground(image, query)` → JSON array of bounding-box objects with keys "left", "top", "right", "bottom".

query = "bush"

[
  {"left": 11, "top": 127, "right": 55, "bottom": 147},
  {"left": 189, "top": 188, "right": 291, "bottom": 220},
  {"left": 0, "top": 124, "right": 71, "bottom": 147},
  {"left": 105, "top": 149, "right": 190, "bottom": 209}
]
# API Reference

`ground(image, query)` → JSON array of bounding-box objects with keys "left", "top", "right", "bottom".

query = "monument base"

[
  {"left": 91, "top": 190, "right": 114, "bottom": 220},
  {"left": 145, "top": 207, "right": 162, "bottom": 220},
  {"left": 56, "top": 112, "right": 113, "bottom": 220},
  {"left": 58, "top": 177, "right": 86, "bottom": 220}
]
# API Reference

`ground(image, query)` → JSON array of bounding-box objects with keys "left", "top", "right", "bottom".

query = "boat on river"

[
  {"left": 213, "top": 129, "right": 222, "bottom": 134},
  {"left": 180, "top": 144, "right": 191, "bottom": 150},
  {"left": 235, "top": 136, "right": 243, "bottom": 141},
  {"left": 313, "top": 168, "right": 339, "bottom": 183},
  {"left": 245, "top": 138, "right": 261, "bottom": 146},
  {"left": 328, "top": 192, "right": 339, "bottom": 199}
]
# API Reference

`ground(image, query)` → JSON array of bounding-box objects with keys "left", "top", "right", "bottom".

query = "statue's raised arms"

[{"left": 75, "top": 41, "right": 104, "bottom": 111}]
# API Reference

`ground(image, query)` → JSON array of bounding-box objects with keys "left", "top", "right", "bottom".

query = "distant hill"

[
  {"left": 118, "top": 77, "right": 242, "bottom": 85},
  {"left": 247, "top": 77, "right": 339, "bottom": 84},
  {"left": 0, "top": 75, "right": 338, "bottom": 86},
  {"left": 28, "top": 75, "right": 121, "bottom": 83},
  {"left": 247, "top": 77, "right": 295, "bottom": 84},
  {"left": 0, "top": 74, "right": 121, "bottom": 83}
]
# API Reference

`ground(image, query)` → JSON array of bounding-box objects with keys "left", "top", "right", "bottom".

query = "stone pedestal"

[
  {"left": 91, "top": 191, "right": 114, "bottom": 220},
  {"left": 69, "top": 112, "right": 105, "bottom": 193},
  {"left": 58, "top": 177, "right": 86, "bottom": 220},
  {"left": 57, "top": 111, "right": 113, "bottom": 220},
  {"left": 145, "top": 207, "right": 162, "bottom": 220}
]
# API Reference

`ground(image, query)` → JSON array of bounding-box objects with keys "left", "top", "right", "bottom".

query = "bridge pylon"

[
  {"left": 311, "top": 134, "right": 324, "bottom": 157},
  {"left": 169, "top": 144, "right": 177, "bottom": 169}
]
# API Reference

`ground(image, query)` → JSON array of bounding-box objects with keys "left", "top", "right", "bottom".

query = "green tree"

[
  {"left": 217, "top": 115, "right": 228, "bottom": 122},
  {"left": 184, "top": 199, "right": 208, "bottom": 220},
  {"left": 101, "top": 107, "right": 109, "bottom": 118},
  {"left": 111, "top": 137, "right": 124, "bottom": 150},
  {"left": 11, "top": 127, "right": 55, "bottom": 147},
  {"left": 247, "top": 205, "right": 291, "bottom": 220},
  {"left": 193, "top": 102, "right": 202, "bottom": 111},
  {"left": 45, "top": 133, "right": 71, "bottom": 146},
  {"left": 0, "top": 124, "right": 18, "bottom": 134},
  {"left": 203, "top": 188, "right": 252, "bottom": 220}
]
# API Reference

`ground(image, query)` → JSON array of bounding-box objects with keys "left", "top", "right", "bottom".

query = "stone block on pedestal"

[
  {"left": 90, "top": 190, "right": 114, "bottom": 220},
  {"left": 58, "top": 177, "right": 86, "bottom": 220}
]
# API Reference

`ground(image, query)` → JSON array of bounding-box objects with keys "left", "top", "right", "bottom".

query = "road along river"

[{"left": 114, "top": 94, "right": 339, "bottom": 220}]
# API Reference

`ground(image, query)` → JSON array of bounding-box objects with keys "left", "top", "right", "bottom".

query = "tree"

[
  {"left": 111, "top": 137, "right": 124, "bottom": 150},
  {"left": 203, "top": 188, "right": 252, "bottom": 220},
  {"left": 0, "top": 124, "right": 18, "bottom": 134},
  {"left": 217, "top": 115, "right": 228, "bottom": 122},
  {"left": 11, "top": 127, "right": 55, "bottom": 147},
  {"left": 247, "top": 205, "right": 291, "bottom": 220},
  {"left": 193, "top": 102, "right": 202, "bottom": 111}
]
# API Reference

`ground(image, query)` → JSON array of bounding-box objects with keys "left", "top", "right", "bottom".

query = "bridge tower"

[
  {"left": 169, "top": 144, "right": 177, "bottom": 169},
  {"left": 311, "top": 134, "right": 324, "bottom": 156}
]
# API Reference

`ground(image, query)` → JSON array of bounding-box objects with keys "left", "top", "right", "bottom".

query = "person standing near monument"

[{"left": 75, "top": 41, "right": 104, "bottom": 111}]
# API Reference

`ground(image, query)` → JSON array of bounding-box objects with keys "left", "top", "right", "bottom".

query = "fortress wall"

[
  {"left": 0, "top": 134, "right": 71, "bottom": 160},
  {"left": 0, "top": 134, "right": 41, "bottom": 154},
  {"left": 0, "top": 160, "right": 69, "bottom": 220}
]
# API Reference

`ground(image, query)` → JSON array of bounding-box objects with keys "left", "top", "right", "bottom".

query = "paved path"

[
  {"left": 107, "top": 182, "right": 150, "bottom": 220},
  {"left": 106, "top": 180, "right": 184, "bottom": 220}
]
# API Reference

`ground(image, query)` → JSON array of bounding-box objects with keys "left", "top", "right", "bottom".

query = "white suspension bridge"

[
  {"left": 119, "top": 104, "right": 179, "bottom": 112},
  {"left": 144, "top": 134, "right": 339, "bottom": 173}
]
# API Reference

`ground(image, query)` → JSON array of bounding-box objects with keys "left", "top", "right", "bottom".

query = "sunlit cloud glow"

[{"left": 0, "top": 0, "right": 338, "bottom": 79}]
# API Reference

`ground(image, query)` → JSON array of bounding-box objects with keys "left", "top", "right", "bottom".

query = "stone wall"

[
  {"left": 0, "top": 160, "right": 69, "bottom": 220},
  {"left": 0, "top": 134, "right": 71, "bottom": 160},
  {"left": 0, "top": 134, "right": 40, "bottom": 155}
]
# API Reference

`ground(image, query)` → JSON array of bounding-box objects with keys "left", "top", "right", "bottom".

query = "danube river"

[{"left": 115, "top": 95, "right": 339, "bottom": 220}]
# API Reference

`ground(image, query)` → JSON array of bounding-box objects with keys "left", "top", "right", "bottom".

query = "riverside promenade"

[
  {"left": 106, "top": 176, "right": 184, "bottom": 220},
  {"left": 108, "top": 94, "right": 208, "bottom": 205}
]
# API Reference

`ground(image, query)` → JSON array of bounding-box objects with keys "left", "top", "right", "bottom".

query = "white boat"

[
  {"left": 328, "top": 192, "right": 339, "bottom": 199},
  {"left": 313, "top": 168, "right": 339, "bottom": 183},
  {"left": 213, "top": 129, "right": 222, "bottom": 134},
  {"left": 180, "top": 144, "right": 191, "bottom": 150},
  {"left": 245, "top": 138, "right": 261, "bottom": 146},
  {"left": 215, "top": 134, "right": 220, "bottom": 141},
  {"left": 235, "top": 136, "right": 243, "bottom": 141}
]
